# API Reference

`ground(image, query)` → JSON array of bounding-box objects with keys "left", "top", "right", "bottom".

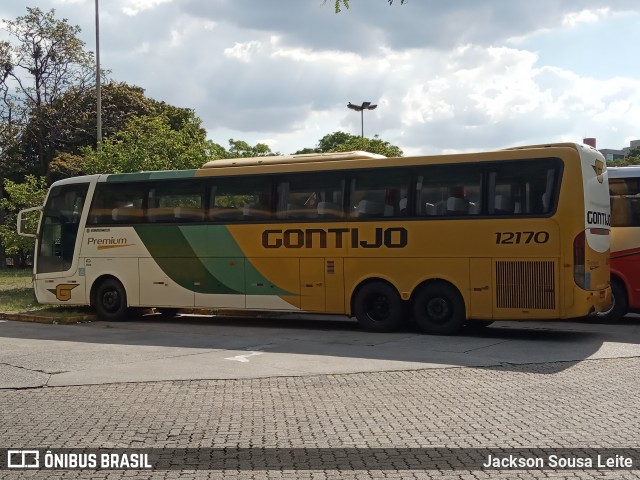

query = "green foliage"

[
  {"left": 334, "top": 135, "right": 403, "bottom": 157},
  {"left": 0, "top": 270, "right": 38, "bottom": 313},
  {"left": 0, "top": 7, "right": 95, "bottom": 176},
  {"left": 223, "top": 139, "right": 278, "bottom": 158},
  {"left": 608, "top": 147, "right": 640, "bottom": 167},
  {"left": 317, "top": 131, "right": 354, "bottom": 153},
  {"left": 47, "top": 152, "right": 84, "bottom": 182},
  {"left": 627, "top": 146, "right": 640, "bottom": 159},
  {"left": 81, "top": 114, "right": 217, "bottom": 174},
  {"left": 298, "top": 131, "right": 403, "bottom": 157},
  {"left": 0, "top": 175, "right": 47, "bottom": 256}
]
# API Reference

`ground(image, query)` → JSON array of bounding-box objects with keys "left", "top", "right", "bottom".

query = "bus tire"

[
  {"left": 413, "top": 282, "right": 466, "bottom": 335},
  {"left": 353, "top": 281, "right": 404, "bottom": 333},
  {"left": 597, "top": 279, "right": 628, "bottom": 323},
  {"left": 94, "top": 278, "right": 128, "bottom": 322}
]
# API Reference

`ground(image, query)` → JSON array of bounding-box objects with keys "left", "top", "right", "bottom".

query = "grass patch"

[
  {"left": 0, "top": 269, "right": 37, "bottom": 313},
  {"left": 0, "top": 268, "right": 92, "bottom": 317}
]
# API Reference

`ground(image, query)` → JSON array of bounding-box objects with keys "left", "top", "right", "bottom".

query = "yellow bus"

[{"left": 18, "top": 143, "right": 611, "bottom": 335}]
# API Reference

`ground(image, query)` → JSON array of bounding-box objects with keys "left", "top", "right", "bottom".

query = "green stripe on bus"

[{"left": 134, "top": 225, "right": 293, "bottom": 296}]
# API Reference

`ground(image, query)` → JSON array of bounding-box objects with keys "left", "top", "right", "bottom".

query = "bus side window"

[
  {"left": 349, "top": 170, "right": 410, "bottom": 218},
  {"left": 210, "top": 177, "right": 273, "bottom": 222},
  {"left": 89, "top": 184, "right": 146, "bottom": 225},
  {"left": 416, "top": 166, "right": 481, "bottom": 217},
  {"left": 147, "top": 181, "right": 204, "bottom": 223},
  {"left": 277, "top": 173, "right": 344, "bottom": 220},
  {"left": 610, "top": 179, "right": 631, "bottom": 227},
  {"left": 488, "top": 159, "right": 559, "bottom": 216}
]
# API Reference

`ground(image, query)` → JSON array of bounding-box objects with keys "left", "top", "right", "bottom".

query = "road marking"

[{"left": 225, "top": 351, "right": 265, "bottom": 363}]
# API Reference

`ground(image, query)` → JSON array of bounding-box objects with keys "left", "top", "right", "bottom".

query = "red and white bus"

[{"left": 604, "top": 166, "right": 640, "bottom": 321}]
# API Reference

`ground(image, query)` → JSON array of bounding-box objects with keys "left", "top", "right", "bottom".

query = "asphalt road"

[{"left": 1, "top": 314, "right": 640, "bottom": 388}]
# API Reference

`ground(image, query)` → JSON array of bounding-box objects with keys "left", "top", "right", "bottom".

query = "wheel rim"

[
  {"left": 425, "top": 297, "right": 451, "bottom": 324},
  {"left": 365, "top": 293, "right": 390, "bottom": 323},
  {"left": 102, "top": 289, "right": 120, "bottom": 313}
]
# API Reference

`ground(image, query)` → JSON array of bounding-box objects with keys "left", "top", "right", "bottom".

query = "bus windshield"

[{"left": 37, "top": 183, "right": 89, "bottom": 274}]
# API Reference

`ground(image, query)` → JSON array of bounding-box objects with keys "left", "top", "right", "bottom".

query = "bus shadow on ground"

[
  {"left": 0, "top": 314, "right": 638, "bottom": 383},
  {"left": 122, "top": 312, "right": 640, "bottom": 374}
]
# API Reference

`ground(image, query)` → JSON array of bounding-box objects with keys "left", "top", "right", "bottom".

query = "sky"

[{"left": 1, "top": 0, "right": 639, "bottom": 156}]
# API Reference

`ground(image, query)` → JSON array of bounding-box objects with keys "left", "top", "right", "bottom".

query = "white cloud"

[
  {"left": 122, "top": 0, "right": 173, "bottom": 17},
  {"left": 2, "top": 0, "right": 640, "bottom": 155},
  {"left": 224, "top": 41, "right": 262, "bottom": 62},
  {"left": 562, "top": 8, "right": 610, "bottom": 27}
]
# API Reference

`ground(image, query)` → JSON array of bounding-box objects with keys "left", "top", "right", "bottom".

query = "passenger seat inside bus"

[
  {"left": 317, "top": 201, "right": 342, "bottom": 218},
  {"left": 354, "top": 200, "right": 394, "bottom": 217},
  {"left": 111, "top": 207, "right": 143, "bottom": 223},
  {"left": 494, "top": 194, "right": 514, "bottom": 215},
  {"left": 446, "top": 197, "right": 469, "bottom": 215},
  {"left": 208, "top": 207, "right": 243, "bottom": 221},
  {"left": 147, "top": 207, "right": 177, "bottom": 223},
  {"left": 174, "top": 207, "right": 204, "bottom": 222}
]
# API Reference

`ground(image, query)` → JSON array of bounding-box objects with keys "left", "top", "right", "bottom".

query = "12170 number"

[{"left": 495, "top": 231, "right": 549, "bottom": 244}]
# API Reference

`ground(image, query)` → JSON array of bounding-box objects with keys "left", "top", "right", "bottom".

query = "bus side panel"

[
  {"left": 491, "top": 257, "right": 560, "bottom": 319},
  {"left": 610, "top": 227, "right": 640, "bottom": 310},
  {"left": 469, "top": 258, "right": 492, "bottom": 319},
  {"left": 139, "top": 258, "right": 194, "bottom": 308},
  {"left": 34, "top": 273, "right": 85, "bottom": 306},
  {"left": 245, "top": 257, "right": 300, "bottom": 310},
  {"left": 84, "top": 257, "right": 140, "bottom": 307}
]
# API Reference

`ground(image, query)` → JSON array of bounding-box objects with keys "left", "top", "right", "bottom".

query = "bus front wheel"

[
  {"left": 353, "top": 281, "right": 404, "bottom": 333},
  {"left": 95, "top": 278, "right": 128, "bottom": 322},
  {"left": 413, "top": 282, "right": 466, "bottom": 335}
]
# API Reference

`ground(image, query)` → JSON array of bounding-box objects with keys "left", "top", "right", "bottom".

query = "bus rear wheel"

[
  {"left": 597, "top": 279, "right": 628, "bottom": 323},
  {"left": 413, "top": 282, "right": 466, "bottom": 335},
  {"left": 95, "top": 278, "right": 128, "bottom": 322},
  {"left": 353, "top": 281, "right": 404, "bottom": 333}
]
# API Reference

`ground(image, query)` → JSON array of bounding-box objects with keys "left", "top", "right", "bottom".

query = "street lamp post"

[
  {"left": 347, "top": 101, "right": 377, "bottom": 137},
  {"left": 95, "top": 0, "right": 102, "bottom": 143}
]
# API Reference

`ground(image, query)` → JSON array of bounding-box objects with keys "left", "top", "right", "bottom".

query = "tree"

[
  {"left": 334, "top": 135, "right": 403, "bottom": 157},
  {"left": 40, "top": 81, "right": 201, "bottom": 162},
  {"left": 223, "top": 139, "right": 277, "bottom": 158},
  {"left": 81, "top": 113, "right": 217, "bottom": 174},
  {"left": 608, "top": 147, "right": 640, "bottom": 167},
  {"left": 0, "top": 7, "right": 95, "bottom": 176},
  {"left": 0, "top": 175, "right": 47, "bottom": 263},
  {"left": 297, "top": 131, "right": 403, "bottom": 157},
  {"left": 330, "top": 0, "right": 406, "bottom": 13}
]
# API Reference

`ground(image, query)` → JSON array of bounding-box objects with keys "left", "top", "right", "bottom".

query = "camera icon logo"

[{"left": 7, "top": 450, "right": 40, "bottom": 468}]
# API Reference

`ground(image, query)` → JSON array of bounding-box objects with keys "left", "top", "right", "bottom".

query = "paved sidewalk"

[
  {"left": 2, "top": 317, "right": 639, "bottom": 478},
  {"left": 1, "top": 356, "right": 639, "bottom": 479}
]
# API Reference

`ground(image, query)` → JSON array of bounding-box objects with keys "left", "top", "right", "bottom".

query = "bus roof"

[
  {"left": 504, "top": 142, "right": 596, "bottom": 153},
  {"left": 607, "top": 165, "right": 640, "bottom": 178},
  {"left": 201, "top": 151, "right": 386, "bottom": 169}
]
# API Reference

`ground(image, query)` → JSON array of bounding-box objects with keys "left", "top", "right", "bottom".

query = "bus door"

[
  {"left": 35, "top": 183, "right": 89, "bottom": 305},
  {"left": 300, "top": 258, "right": 325, "bottom": 312}
]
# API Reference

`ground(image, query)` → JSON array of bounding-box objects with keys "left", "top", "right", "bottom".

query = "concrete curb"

[{"left": 0, "top": 311, "right": 96, "bottom": 324}]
